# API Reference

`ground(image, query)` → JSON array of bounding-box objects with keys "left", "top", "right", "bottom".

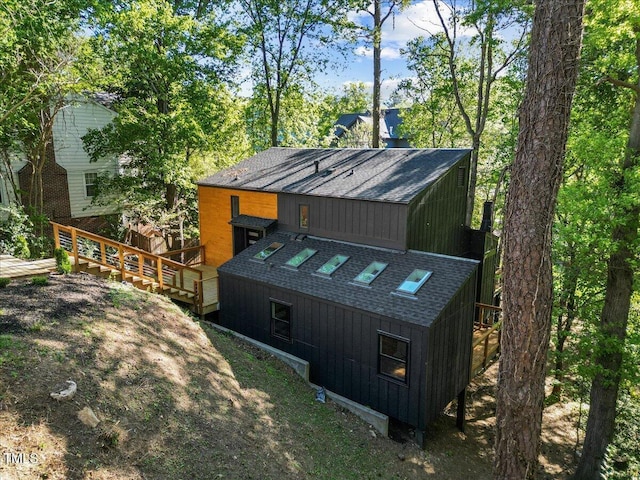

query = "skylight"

[
  {"left": 285, "top": 248, "right": 317, "bottom": 268},
  {"left": 316, "top": 254, "right": 349, "bottom": 275},
  {"left": 253, "top": 242, "right": 284, "bottom": 260},
  {"left": 397, "top": 269, "right": 432, "bottom": 295},
  {"left": 353, "top": 261, "right": 388, "bottom": 285}
]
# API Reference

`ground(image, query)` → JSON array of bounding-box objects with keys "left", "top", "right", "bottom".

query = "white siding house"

[{"left": 0, "top": 94, "right": 119, "bottom": 226}]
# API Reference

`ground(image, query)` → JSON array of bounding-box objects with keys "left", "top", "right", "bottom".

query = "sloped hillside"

[{"left": 0, "top": 274, "right": 576, "bottom": 479}]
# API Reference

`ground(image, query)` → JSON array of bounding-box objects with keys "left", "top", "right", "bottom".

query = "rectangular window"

[
  {"left": 316, "top": 254, "right": 349, "bottom": 276},
  {"left": 299, "top": 204, "right": 309, "bottom": 229},
  {"left": 354, "top": 261, "right": 387, "bottom": 285},
  {"left": 285, "top": 248, "right": 317, "bottom": 268},
  {"left": 84, "top": 172, "right": 98, "bottom": 197},
  {"left": 397, "top": 269, "right": 432, "bottom": 295},
  {"left": 231, "top": 195, "right": 240, "bottom": 218},
  {"left": 253, "top": 242, "right": 284, "bottom": 260},
  {"left": 271, "top": 301, "right": 291, "bottom": 341},
  {"left": 378, "top": 333, "right": 409, "bottom": 383}
]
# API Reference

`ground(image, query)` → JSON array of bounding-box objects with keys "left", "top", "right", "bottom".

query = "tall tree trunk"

[
  {"left": 372, "top": 0, "right": 381, "bottom": 149},
  {"left": 552, "top": 245, "right": 578, "bottom": 398},
  {"left": 494, "top": 1, "right": 585, "bottom": 478},
  {"left": 572, "top": 40, "right": 640, "bottom": 479}
]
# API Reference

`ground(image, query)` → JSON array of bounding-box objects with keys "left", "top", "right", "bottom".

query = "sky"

[
  {"left": 315, "top": 1, "right": 450, "bottom": 102},
  {"left": 238, "top": 1, "right": 453, "bottom": 103}
]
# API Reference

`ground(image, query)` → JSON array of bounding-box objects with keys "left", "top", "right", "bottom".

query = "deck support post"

[{"left": 456, "top": 388, "right": 466, "bottom": 433}]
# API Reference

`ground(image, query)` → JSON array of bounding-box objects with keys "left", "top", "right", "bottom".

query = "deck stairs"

[{"left": 51, "top": 222, "right": 218, "bottom": 315}]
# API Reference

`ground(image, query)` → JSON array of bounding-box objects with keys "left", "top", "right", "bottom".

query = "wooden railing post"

[
  {"left": 52, "top": 223, "right": 61, "bottom": 249},
  {"left": 119, "top": 245, "right": 125, "bottom": 281},
  {"left": 71, "top": 227, "right": 79, "bottom": 273},
  {"left": 157, "top": 257, "right": 164, "bottom": 290}
]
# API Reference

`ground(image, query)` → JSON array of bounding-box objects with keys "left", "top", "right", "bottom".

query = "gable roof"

[
  {"left": 198, "top": 147, "right": 471, "bottom": 204},
  {"left": 218, "top": 231, "right": 478, "bottom": 327},
  {"left": 333, "top": 108, "right": 404, "bottom": 140}
]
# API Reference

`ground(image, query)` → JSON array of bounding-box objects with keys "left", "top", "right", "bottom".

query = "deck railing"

[
  {"left": 51, "top": 222, "right": 210, "bottom": 312},
  {"left": 471, "top": 302, "right": 503, "bottom": 376}
]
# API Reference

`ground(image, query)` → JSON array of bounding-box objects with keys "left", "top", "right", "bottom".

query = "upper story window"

[
  {"left": 285, "top": 248, "right": 317, "bottom": 268},
  {"left": 299, "top": 204, "right": 309, "bottom": 229},
  {"left": 353, "top": 261, "right": 387, "bottom": 285},
  {"left": 378, "top": 332, "right": 409, "bottom": 383},
  {"left": 316, "top": 254, "right": 349, "bottom": 276},
  {"left": 397, "top": 269, "right": 432, "bottom": 295},
  {"left": 253, "top": 242, "right": 284, "bottom": 260},
  {"left": 84, "top": 172, "right": 98, "bottom": 197},
  {"left": 231, "top": 195, "right": 240, "bottom": 218}
]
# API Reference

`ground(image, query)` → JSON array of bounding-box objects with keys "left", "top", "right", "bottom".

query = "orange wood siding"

[{"left": 198, "top": 186, "right": 278, "bottom": 267}]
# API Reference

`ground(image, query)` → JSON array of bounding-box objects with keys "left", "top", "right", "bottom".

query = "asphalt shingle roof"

[
  {"left": 198, "top": 147, "right": 471, "bottom": 204},
  {"left": 218, "top": 231, "right": 478, "bottom": 327}
]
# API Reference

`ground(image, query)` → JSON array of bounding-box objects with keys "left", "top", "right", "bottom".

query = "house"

[
  {"left": 0, "top": 94, "right": 119, "bottom": 232},
  {"left": 197, "top": 147, "right": 497, "bottom": 445},
  {"left": 333, "top": 108, "right": 411, "bottom": 148}
]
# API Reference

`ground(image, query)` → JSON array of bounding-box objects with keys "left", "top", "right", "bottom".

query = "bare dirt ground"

[{"left": 0, "top": 273, "right": 579, "bottom": 479}]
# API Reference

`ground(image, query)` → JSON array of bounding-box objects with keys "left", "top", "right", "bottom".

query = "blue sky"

[
  {"left": 316, "top": 1, "right": 453, "bottom": 102},
  {"left": 239, "top": 1, "right": 456, "bottom": 103}
]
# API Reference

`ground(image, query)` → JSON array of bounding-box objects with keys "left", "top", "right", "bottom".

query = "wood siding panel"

[
  {"left": 406, "top": 155, "right": 470, "bottom": 256},
  {"left": 198, "top": 186, "right": 278, "bottom": 267},
  {"left": 278, "top": 194, "right": 407, "bottom": 250}
]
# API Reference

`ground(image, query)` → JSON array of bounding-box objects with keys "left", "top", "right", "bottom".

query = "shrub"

[
  {"left": 54, "top": 248, "right": 72, "bottom": 274},
  {"left": 30, "top": 276, "right": 49, "bottom": 286},
  {"left": 0, "top": 277, "right": 11, "bottom": 288}
]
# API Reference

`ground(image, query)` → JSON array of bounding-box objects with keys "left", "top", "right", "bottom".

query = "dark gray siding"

[
  {"left": 420, "top": 271, "right": 477, "bottom": 428},
  {"left": 219, "top": 269, "right": 477, "bottom": 430},
  {"left": 278, "top": 193, "right": 407, "bottom": 250},
  {"left": 406, "top": 154, "right": 470, "bottom": 256}
]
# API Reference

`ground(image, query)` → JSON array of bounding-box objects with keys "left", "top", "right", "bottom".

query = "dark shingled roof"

[
  {"left": 218, "top": 231, "right": 478, "bottom": 327},
  {"left": 229, "top": 215, "right": 276, "bottom": 230},
  {"left": 198, "top": 147, "right": 471, "bottom": 204}
]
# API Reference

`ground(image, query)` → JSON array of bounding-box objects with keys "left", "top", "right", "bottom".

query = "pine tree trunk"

[
  {"left": 494, "top": 1, "right": 585, "bottom": 478},
  {"left": 572, "top": 39, "right": 640, "bottom": 480}
]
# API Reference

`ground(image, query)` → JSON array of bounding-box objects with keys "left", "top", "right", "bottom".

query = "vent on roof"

[
  {"left": 314, "top": 160, "right": 320, "bottom": 173},
  {"left": 321, "top": 168, "right": 335, "bottom": 177}
]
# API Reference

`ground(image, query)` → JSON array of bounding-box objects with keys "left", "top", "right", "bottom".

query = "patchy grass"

[{"left": 0, "top": 274, "right": 577, "bottom": 479}]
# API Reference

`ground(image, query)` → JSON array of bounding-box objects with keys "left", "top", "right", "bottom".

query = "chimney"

[
  {"left": 314, "top": 160, "right": 320, "bottom": 174},
  {"left": 480, "top": 201, "right": 493, "bottom": 232}
]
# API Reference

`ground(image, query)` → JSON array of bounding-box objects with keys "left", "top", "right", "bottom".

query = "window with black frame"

[
  {"left": 270, "top": 300, "right": 291, "bottom": 341},
  {"left": 378, "top": 333, "right": 409, "bottom": 383}
]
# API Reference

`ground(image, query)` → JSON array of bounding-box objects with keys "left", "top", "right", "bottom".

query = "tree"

[
  {"left": 84, "top": 0, "right": 246, "bottom": 242},
  {"left": 494, "top": 1, "right": 586, "bottom": 479},
  {"left": 238, "top": 0, "right": 355, "bottom": 147},
  {"left": 573, "top": 1, "right": 640, "bottom": 476},
  {"left": 403, "top": 0, "right": 530, "bottom": 226}
]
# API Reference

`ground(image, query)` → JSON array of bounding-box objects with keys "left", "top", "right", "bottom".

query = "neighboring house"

[
  {"left": 333, "top": 108, "right": 411, "bottom": 148},
  {"left": 197, "top": 147, "right": 497, "bottom": 446},
  {"left": 0, "top": 94, "right": 119, "bottom": 232}
]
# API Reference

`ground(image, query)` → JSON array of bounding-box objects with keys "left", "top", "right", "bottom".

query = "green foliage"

[
  {"left": 30, "top": 276, "right": 49, "bottom": 286},
  {"left": 0, "top": 204, "right": 32, "bottom": 257},
  {"left": 54, "top": 248, "right": 71, "bottom": 274},
  {"left": 0, "top": 278, "right": 11, "bottom": 288},
  {"left": 83, "top": 0, "right": 248, "bottom": 238}
]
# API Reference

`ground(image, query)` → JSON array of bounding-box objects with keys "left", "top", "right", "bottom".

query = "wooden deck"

[
  {"left": 471, "top": 303, "right": 502, "bottom": 377},
  {"left": 0, "top": 254, "right": 56, "bottom": 279},
  {"left": 51, "top": 223, "right": 219, "bottom": 315}
]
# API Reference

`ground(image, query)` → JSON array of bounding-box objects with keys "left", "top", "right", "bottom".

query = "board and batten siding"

[
  {"left": 406, "top": 154, "right": 470, "bottom": 256},
  {"left": 52, "top": 98, "right": 118, "bottom": 218},
  {"left": 219, "top": 271, "right": 434, "bottom": 428},
  {"left": 198, "top": 186, "right": 278, "bottom": 267},
  {"left": 277, "top": 193, "right": 407, "bottom": 250},
  {"left": 420, "top": 271, "right": 477, "bottom": 428}
]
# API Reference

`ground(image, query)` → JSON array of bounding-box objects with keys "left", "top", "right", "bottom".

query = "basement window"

[
  {"left": 397, "top": 269, "right": 432, "bottom": 295},
  {"left": 354, "top": 261, "right": 387, "bottom": 285},
  {"left": 378, "top": 332, "right": 409, "bottom": 384},
  {"left": 285, "top": 248, "right": 317, "bottom": 268},
  {"left": 316, "top": 254, "right": 349, "bottom": 276},
  {"left": 253, "top": 242, "right": 284, "bottom": 260},
  {"left": 271, "top": 300, "right": 292, "bottom": 342}
]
